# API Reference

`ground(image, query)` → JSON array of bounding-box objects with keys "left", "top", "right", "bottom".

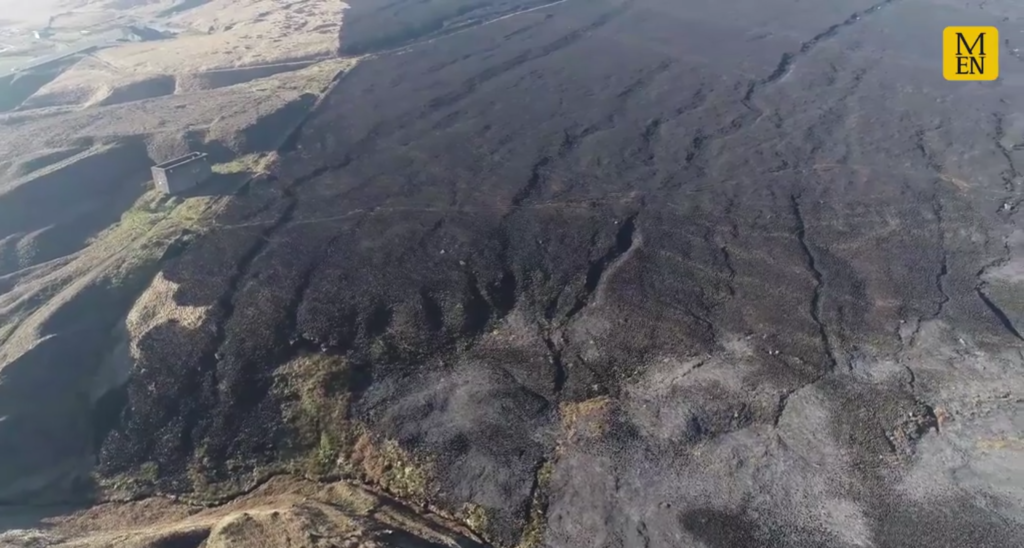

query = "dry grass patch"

[
  {"left": 273, "top": 353, "right": 431, "bottom": 501},
  {"left": 516, "top": 459, "right": 554, "bottom": 548},
  {"left": 89, "top": 188, "right": 215, "bottom": 253},
  {"left": 559, "top": 396, "right": 614, "bottom": 444},
  {"left": 317, "top": 482, "right": 380, "bottom": 517},
  {"left": 90, "top": 187, "right": 226, "bottom": 287},
  {"left": 272, "top": 352, "right": 353, "bottom": 479},
  {"left": 7, "top": 476, "right": 479, "bottom": 548},
  {"left": 460, "top": 502, "right": 490, "bottom": 536},
  {"left": 977, "top": 437, "right": 1024, "bottom": 451},
  {"left": 95, "top": 0, "right": 348, "bottom": 73},
  {"left": 126, "top": 271, "right": 212, "bottom": 357},
  {"left": 212, "top": 152, "right": 278, "bottom": 176},
  {"left": 349, "top": 433, "right": 430, "bottom": 503}
]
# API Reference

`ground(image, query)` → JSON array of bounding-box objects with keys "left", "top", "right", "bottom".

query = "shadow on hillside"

[
  {"left": 173, "top": 170, "right": 258, "bottom": 199},
  {"left": 0, "top": 501, "right": 90, "bottom": 532},
  {"left": 0, "top": 139, "right": 155, "bottom": 277}
]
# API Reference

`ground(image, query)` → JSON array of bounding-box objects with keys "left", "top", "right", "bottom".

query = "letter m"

[{"left": 956, "top": 32, "right": 986, "bottom": 56}]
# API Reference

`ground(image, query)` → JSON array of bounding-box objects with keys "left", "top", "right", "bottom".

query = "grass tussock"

[
  {"left": 461, "top": 503, "right": 490, "bottom": 537},
  {"left": 516, "top": 459, "right": 554, "bottom": 548},
  {"left": 319, "top": 482, "right": 380, "bottom": 516},
  {"left": 349, "top": 433, "right": 430, "bottom": 503},
  {"left": 211, "top": 152, "right": 278, "bottom": 176},
  {"left": 88, "top": 187, "right": 224, "bottom": 286},
  {"left": 272, "top": 353, "right": 432, "bottom": 501},
  {"left": 977, "top": 437, "right": 1024, "bottom": 451},
  {"left": 559, "top": 396, "right": 613, "bottom": 444},
  {"left": 92, "top": 187, "right": 222, "bottom": 246},
  {"left": 273, "top": 353, "right": 353, "bottom": 479}
]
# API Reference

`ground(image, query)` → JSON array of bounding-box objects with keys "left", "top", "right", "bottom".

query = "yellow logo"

[{"left": 944, "top": 26, "right": 999, "bottom": 81}]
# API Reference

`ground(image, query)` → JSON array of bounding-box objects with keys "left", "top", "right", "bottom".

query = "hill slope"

[{"left": 4, "top": 0, "right": 1024, "bottom": 547}]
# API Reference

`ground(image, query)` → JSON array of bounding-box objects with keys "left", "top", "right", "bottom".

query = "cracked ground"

[{"left": 24, "top": 0, "right": 1024, "bottom": 546}]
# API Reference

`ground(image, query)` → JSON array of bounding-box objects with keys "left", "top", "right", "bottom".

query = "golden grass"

[
  {"left": 460, "top": 503, "right": 490, "bottom": 537},
  {"left": 211, "top": 152, "right": 277, "bottom": 176},
  {"left": 272, "top": 353, "right": 431, "bottom": 501},
  {"left": 318, "top": 482, "right": 380, "bottom": 516},
  {"left": 559, "top": 396, "right": 613, "bottom": 443},
  {"left": 20, "top": 475, "right": 476, "bottom": 548},
  {"left": 272, "top": 353, "right": 353, "bottom": 479},
  {"left": 349, "top": 434, "right": 430, "bottom": 503},
  {"left": 95, "top": 0, "right": 347, "bottom": 74},
  {"left": 977, "top": 437, "right": 1024, "bottom": 451},
  {"left": 126, "top": 271, "right": 212, "bottom": 358},
  {"left": 516, "top": 459, "right": 554, "bottom": 548}
]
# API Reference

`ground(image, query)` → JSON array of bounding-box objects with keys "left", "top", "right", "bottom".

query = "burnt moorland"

[{"left": 86, "top": 0, "right": 1024, "bottom": 547}]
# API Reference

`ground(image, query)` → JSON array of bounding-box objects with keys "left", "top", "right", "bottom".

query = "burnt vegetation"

[{"left": 75, "top": 0, "right": 1024, "bottom": 546}]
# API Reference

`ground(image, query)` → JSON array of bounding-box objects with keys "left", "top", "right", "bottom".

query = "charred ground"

[{"left": 6, "top": 0, "right": 1024, "bottom": 547}]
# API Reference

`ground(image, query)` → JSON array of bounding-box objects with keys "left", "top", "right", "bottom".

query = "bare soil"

[{"left": 0, "top": 476, "right": 486, "bottom": 547}]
